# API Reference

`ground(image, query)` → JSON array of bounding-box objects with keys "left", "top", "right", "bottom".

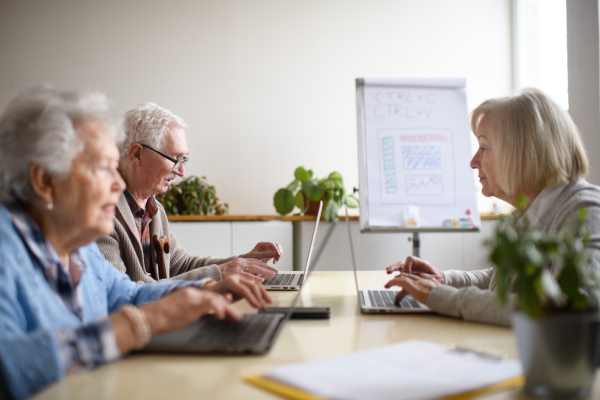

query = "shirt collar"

[
  {"left": 124, "top": 189, "right": 159, "bottom": 219},
  {"left": 6, "top": 201, "right": 87, "bottom": 281},
  {"left": 525, "top": 181, "right": 569, "bottom": 222}
]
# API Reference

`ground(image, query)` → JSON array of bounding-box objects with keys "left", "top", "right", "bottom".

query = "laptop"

[
  {"left": 345, "top": 207, "right": 433, "bottom": 314},
  {"left": 260, "top": 205, "right": 325, "bottom": 290},
  {"left": 143, "top": 202, "right": 326, "bottom": 355}
]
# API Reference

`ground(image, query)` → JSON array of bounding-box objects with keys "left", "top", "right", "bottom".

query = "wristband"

[{"left": 121, "top": 304, "right": 151, "bottom": 350}]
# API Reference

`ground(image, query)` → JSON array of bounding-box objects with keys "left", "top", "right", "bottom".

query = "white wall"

[
  {"left": 0, "top": 0, "right": 513, "bottom": 214},
  {"left": 567, "top": 0, "right": 600, "bottom": 186},
  {"left": 294, "top": 219, "right": 498, "bottom": 272}
]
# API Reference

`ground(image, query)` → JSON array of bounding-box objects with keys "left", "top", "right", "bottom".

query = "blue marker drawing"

[
  {"left": 377, "top": 128, "right": 455, "bottom": 206},
  {"left": 381, "top": 137, "right": 397, "bottom": 194},
  {"left": 406, "top": 175, "right": 443, "bottom": 196},
  {"left": 402, "top": 146, "right": 441, "bottom": 170}
]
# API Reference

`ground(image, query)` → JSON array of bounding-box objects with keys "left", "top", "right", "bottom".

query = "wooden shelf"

[
  {"left": 480, "top": 212, "right": 509, "bottom": 220},
  {"left": 167, "top": 213, "right": 505, "bottom": 221},
  {"left": 167, "top": 214, "right": 360, "bottom": 221}
]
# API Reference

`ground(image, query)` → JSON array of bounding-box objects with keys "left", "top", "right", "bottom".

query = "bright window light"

[
  {"left": 477, "top": 0, "right": 568, "bottom": 215},
  {"left": 513, "top": 0, "right": 568, "bottom": 109}
]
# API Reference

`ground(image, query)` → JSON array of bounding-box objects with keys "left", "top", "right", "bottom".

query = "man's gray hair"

[
  {"left": 0, "top": 85, "right": 122, "bottom": 202},
  {"left": 120, "top": 102, "right": 187, "bottom": 157}
]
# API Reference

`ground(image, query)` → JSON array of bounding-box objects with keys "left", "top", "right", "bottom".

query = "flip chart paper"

[{"left": 358, "top": 78, "right": 480, "bottom": 229}]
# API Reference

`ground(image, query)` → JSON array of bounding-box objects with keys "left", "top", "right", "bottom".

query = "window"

[
  {"left": 479, "top": 0, "right": 568, "bottom": 215},
  {"left": 513, "top": 0, "right": 568, "bottom": 109}
]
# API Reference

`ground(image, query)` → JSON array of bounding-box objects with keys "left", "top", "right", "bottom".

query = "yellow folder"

[{"left": 244, "top": 374, "right": 524, "bottom": 400}]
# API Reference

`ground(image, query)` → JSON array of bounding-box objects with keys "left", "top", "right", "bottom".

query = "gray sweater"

[{"left": 427, "top": 179, "right": 600, "bottom": 326}]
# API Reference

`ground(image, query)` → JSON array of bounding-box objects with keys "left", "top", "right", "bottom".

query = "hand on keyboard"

[
  {"left": 219, "top": 258, "right": 278, "bottom": 282},
  {"left": 203, "top": 275, "right": 272, "bottom": 310},
  {"left": 139, "top": 288, "right": 242, "bottom": 335},
  {"left": 385, "top": 256, "right": 446, "bottom": 284},
  {"left": 384, "top": 272, "right": 441, "bottom": 305},
  {"left": 245, "top": 241, "right": 283, "bottom": 264}
]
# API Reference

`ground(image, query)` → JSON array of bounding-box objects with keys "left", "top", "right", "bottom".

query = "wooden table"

[{"left": 31, "top": 272, "right": 600, "bottom": 400}]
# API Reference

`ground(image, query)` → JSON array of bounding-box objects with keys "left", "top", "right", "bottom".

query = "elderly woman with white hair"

[
  {"left": 385, "top": 88, "right": 600, "bottom": 326},
  {"left": 0, "top": 87, "right": 271, "bottom": 399}
]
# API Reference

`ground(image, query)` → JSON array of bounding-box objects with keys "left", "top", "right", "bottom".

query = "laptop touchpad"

[{"left": 146, "top": 319, "right": 203, "bottom": 348}]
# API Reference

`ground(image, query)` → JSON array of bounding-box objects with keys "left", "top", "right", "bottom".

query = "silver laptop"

[
  {"left": 345, "top": 207, "right": 433, "bottom": 314},
  {"left": 143, "top": 202, "right": 325, "bottom": 355},
  {"left": 260, "top": 203, "right": 324, "bottom": 290}
]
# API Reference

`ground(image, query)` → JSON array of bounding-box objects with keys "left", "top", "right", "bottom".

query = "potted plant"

[
  {"left": 488, "top": 196, "right": 600, "bottom": 399},
  {"left": 156, "top": 175, "right": 229, "bottom": 215},
  {"left": 273, "top": 166, "right": 358, "bottom": 221}
]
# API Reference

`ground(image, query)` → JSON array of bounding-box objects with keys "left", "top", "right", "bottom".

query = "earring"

[{"left": 46, "top": 202, "right": 53, "bottom": 211}]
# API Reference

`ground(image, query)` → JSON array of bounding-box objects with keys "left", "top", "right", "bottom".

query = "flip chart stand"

[
  {"left": 360, "top": 225, "right": 478, "bottom": 262},
  {"left": 411, "top": 232, "right": 420, "bottom": 258}
]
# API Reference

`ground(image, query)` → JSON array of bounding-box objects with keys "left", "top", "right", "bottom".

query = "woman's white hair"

[
  {"left": 470, "top": 88, "right": 588, "bottom": 196},
  {"left": 120, "top": 102, "right": 187, "bottom": 157},
  {"left": 0, "top": 85, "right": 122, "bottom": 202}
]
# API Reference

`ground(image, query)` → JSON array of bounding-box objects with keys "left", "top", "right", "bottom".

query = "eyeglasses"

[{"left": 141, "top": 144, "right": 189, "bottom": 172}]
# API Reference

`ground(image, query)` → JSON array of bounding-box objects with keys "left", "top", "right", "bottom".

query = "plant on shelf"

[
  {"left": 156, "top": 175, "right": 229, "bottom": 216},
  {"left": 487, "top": 195, "right": 600, "bottom": 398},
  {"left": 273, "top": 166, "right": 358, "bottom": 221}
]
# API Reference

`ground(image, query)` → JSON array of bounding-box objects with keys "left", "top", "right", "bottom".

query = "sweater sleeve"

[
  {"left": 154, "top": 204, "right": 243, "bottom": 281},
  {"left": 85, "top": 244, "right": 214, "bottom": 309},
  {"left": 96, "top": 227, "right": 128, "bottom": 275},
  {"left": 427, "top": 285, "right": 514, "bottom": 326},
  {"left": 166, "top": 227, "right": 231, "bottom": 281},
  {"left": 443, "top": 268, "right": 494, "bottom": 289}
]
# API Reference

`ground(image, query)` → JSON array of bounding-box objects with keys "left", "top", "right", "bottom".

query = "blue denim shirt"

[{"left": 0, "top": 204, "right": 207, "bottom": 399}]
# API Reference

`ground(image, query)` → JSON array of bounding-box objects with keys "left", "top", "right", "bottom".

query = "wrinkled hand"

[
  {"left": 203, "top": 275, "right": 272, "bottom": 310},
  {"left": 140, "top": 287, "right": 241, "bottom": 335},
  {"left": 245, "top": 242, "right": 283, "bottom": 264},
  {"left": 385, "top": 256, "right": 445, "bottom": 284},
  {"left": 384, "top": 272, "right": 441, "bottom": 305},
  {"left": 219, "top": 258, "right": 277, "bottom": 282}
]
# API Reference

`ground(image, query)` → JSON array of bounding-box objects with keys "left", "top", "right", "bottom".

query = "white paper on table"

[{"left": 264, "top": 340, "right": 522, "bottom": 400}]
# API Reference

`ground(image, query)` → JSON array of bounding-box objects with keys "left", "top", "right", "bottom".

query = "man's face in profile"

[{"left": 143, "top": 126, "right": 189, "bottom": 196}]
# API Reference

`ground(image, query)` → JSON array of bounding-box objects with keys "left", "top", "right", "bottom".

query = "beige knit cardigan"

[{"left": 97, "top": 193, "right": 243, "bottom": 284}]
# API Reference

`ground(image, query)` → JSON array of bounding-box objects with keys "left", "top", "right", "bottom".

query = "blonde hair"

[{"left": 470, "top": 88, "right": 588, "bottom": 196}]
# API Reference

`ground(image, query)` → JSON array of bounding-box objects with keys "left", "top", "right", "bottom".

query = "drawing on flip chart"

[
  {"left": 379, "top": 128, "right": 455, "bottom": 206},
  {"left": 402, "top": 146, "right": 441, "bottom": 170},
  {"left": 406, "top": 175, "right": 443, "bottom": 196},
  {"left": 382, "top": 137, "right": 397, "bottom": 194}
]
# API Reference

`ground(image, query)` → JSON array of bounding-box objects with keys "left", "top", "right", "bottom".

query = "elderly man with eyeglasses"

[{"left": 97, "top": 102, "right": 281, "bottom": 283}]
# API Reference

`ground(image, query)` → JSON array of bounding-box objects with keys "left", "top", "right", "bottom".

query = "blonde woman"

[{"left": 385, "top": 88, "right": 600, "bottom": 326}]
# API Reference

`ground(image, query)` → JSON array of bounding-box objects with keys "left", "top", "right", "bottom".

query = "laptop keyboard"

[
  {"left": 260, "top": 273, "right": 301, "bottom": 286},
  {"left": 367, "top": 290, "right": 423, "bottom": 309},
  {"left": 190, "top": 314, "right": 282, "bottom": 348}
]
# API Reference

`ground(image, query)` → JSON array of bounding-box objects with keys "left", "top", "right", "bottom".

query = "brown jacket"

[{"left": 97, "top": 193, "right": 242, "bottom": 283}]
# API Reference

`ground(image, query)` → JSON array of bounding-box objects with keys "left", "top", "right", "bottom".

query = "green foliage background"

[
  {"left": 156, "top": 176, "right": 228, "bottom": 216},
  {"left": 488, "top": 196, "right": 599, "bottom": 318}
]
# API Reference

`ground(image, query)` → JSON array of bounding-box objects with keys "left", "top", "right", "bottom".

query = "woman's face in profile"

[
  {"left": 52, "top": 119, "right": 125, "bottom": 240},
  {"left": 470, "top": 115, "right": 507, "bottom": 201}
]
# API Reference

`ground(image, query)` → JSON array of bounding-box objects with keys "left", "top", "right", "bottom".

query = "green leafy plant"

[
  {"left": 156, "top": 175, "right": 229, "bottom": 216},
  {"left": 273, "top": 166, "right": 359, "bottom": 221},
  {"left": 487, "top": 195, "right": 599, "bottom": 319}
]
